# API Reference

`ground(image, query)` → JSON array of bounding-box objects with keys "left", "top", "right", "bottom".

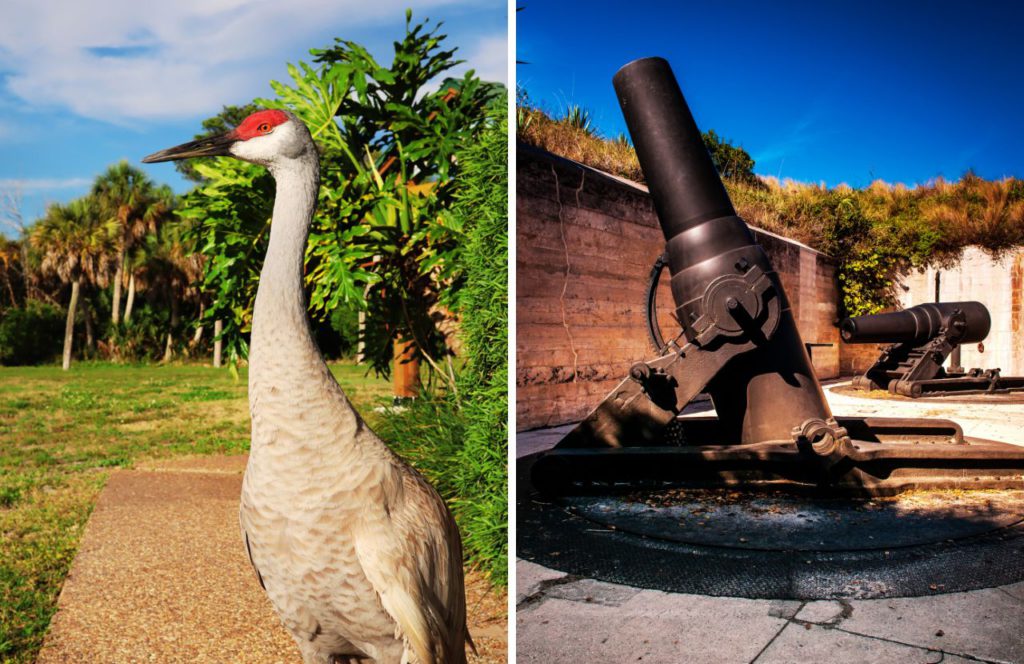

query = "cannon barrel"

[
  {"left": 612, "top": 57, "right": 830, "bottom": 444},
  {"left": 840, "top": 302, "right": 990, "bottom": 346},
  {"left": 613, "top": 57, "right": 750, "bottom": 324}
]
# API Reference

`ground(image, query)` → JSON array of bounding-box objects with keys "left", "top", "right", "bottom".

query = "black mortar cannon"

[
  {"left": 841, "top": 301, "right": 1024, "bottom": 397},
  {"left": 530, "top": 57, "right": 1024, "bottom": 496}
]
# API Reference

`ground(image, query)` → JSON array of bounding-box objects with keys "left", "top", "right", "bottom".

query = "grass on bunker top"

[{"left": 0, "top": 361, "right": 392, "bottom": 664}]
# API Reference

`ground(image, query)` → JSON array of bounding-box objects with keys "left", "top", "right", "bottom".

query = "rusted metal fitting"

[
  {"left": 629, "top": 362, "right": 652, "bottom": 384},
  {"left": 792, "top": 417, "right": 854, "bottom": 473}
]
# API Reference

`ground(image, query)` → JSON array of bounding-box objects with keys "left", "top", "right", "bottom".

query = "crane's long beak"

[{"left": 142, "top": 132, "right": 236, "bottom": 163}]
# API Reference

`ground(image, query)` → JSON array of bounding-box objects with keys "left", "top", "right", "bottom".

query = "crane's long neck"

[
  {"left": 252, "top": 154, "right": 318, "bottom": 333},
  {"left": 248, "top": 151, "right": 360, "bottom": 451}
]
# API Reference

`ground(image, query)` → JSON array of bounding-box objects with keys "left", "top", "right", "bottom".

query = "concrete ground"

[
  {"left": 38, "top": 455, "right": 506, "bottom": 664},
  {"left": 517, "top": 381, "right": 1024, "bottom": 664}
]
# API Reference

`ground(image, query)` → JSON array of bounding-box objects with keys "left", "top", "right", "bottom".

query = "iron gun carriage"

[{"left": 842, "top": 302, "right": 1024, "bottom": 397}]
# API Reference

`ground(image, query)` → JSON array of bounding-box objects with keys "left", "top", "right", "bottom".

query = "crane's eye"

[{"left": 257, "top": 123, "right": 272, "bottom": 134}]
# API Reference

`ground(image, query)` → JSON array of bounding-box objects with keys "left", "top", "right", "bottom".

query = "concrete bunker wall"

[{"left": 516, "top": 145, "right": 841, "bottom": 431}]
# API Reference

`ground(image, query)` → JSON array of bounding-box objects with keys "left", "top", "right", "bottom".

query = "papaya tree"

[{"left": 178, "top": 12, "right": 504, "bottom": 384}]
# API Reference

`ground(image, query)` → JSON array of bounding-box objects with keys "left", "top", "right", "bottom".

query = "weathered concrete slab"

[
  {"left": 795, "top": 600, "right": 853, "bottom": 625},
  {"left": 543, "top": 577, "right": 640, "bottom": 607},
  {"left": 517, "top": 591, "right": 789, "bottom": 664},
  {"left": 518, "top": 564, "right": 1024, "bottom": 664},
  {"left": 516, "top": 559, "right": 568, "bottom": 605},
  {"left": 832, "top": 588, "right": 1024, "bottom": 663},
  {"left": 1002, "top": 580, "right": 1024, "bottom": 601},
  {"left": 756, "top": 623, "right": 946, "bottom": 664}
]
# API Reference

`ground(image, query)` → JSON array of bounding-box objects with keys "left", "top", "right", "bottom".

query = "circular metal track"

[{"left": 518, "top": 453, "right": 1024, "bottom": 600}]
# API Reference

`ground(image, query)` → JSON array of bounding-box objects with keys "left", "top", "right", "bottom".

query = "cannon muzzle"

[
  {"left": 613, "top": 57, "right": 753, "bottom": 331},
  {"left": 840, "top": 302, "right": 990, "bottom": 346}
]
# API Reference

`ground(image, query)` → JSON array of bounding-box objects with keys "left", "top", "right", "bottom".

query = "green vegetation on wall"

[
  {"left": 517, "top": 99, "right": 1024, "bottom": 316},
  {"left": 729, "top": 174, "right": 1024, "bottom": 315}
]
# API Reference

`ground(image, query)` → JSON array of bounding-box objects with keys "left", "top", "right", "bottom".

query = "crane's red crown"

[{"left": 234, "top": 110, "right": 290, "bottom": 140}]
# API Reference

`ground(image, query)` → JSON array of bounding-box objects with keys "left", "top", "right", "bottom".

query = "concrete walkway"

[
  {"left": 517, "top": 383, "right": 1024, "bottom": 664},
  {"left": 39, "top": 456, "right": 506, "bottom": 664}
]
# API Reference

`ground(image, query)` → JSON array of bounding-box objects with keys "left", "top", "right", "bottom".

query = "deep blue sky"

[
  {"left": 517, "top": 1, "right": 1024, "bottom": 187},
  {"left": 0, "top": 0, "right": 506, "bottom": 230}
]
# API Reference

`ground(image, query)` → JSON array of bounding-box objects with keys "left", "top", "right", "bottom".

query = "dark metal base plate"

[
  {"left": 532, "top": 416, "right": 1024, "bottom": 496},
  {"left": 518, "top": 453, "right": 1024, "bottom": 599},
  {"left": 834, "top": 383, "right": 1024, "bottom": 404}
]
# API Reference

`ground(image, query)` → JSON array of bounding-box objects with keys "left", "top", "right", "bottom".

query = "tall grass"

[
  {"left": 518, "top": 105, "right": 642, "bottom": 181},
  {"left": 563, "top": 104, "right": 594, "bottom": 135}
]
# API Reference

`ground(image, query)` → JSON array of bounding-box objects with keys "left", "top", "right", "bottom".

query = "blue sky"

[
  {"left": 517, "top": 1, "right": 1024, "bottom": 188},
  {"left": 0, "top": 0, "right": 506, "bottom": 231}
]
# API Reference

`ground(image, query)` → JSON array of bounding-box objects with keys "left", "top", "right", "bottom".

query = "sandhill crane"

[{"left": 143, "top": 110, "right": 472, "bottom": 664}]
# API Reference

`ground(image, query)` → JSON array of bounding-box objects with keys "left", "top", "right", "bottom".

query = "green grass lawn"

[{"left": 0, "top": 361, "right": 390, "bottom": 664}]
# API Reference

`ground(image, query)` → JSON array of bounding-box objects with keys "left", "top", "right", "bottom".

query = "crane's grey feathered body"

[{"left": 144, "top": 110, "right": 470, "bottom": 664}]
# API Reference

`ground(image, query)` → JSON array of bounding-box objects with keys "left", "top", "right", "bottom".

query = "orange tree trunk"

[{"left": 392, "top": 338, "right": 420, "bottom": 399}]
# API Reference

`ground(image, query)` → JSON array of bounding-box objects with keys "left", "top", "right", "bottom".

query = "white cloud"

[
  {"left": 461, "top": 34, "right": 507, "bottom": 84},
  {"left": 0, "top": 0, "right": 499, "bottom": 123},
  {"left": 0, "top": 177, "right": 92, "bottom": 192}
]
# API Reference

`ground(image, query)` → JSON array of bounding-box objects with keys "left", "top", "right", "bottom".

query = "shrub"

[
  {"left": 373, "top": 393, "right": 507, "bottom": 585},
  {"left": 328, "top": 303, "right": 361, "bottom": 359},
  {"left": 375, "top": 97, "right": 508, "bottom": 585},
  {"left": 448, "top": 96, "right": 508, "bottom": 585},
  {"left": 0, "top": 300, "right": 65, "bottom": 365},
  {"left": 182, "top": 14, "right": 501, "bottom": 379},
  {"left": 105, "top": 303, "right": 171, "bottom": 362}
]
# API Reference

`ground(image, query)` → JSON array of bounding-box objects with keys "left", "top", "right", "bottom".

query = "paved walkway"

[
  {"left": 823, "top": 383, "right": 1024, "bottom": 445},
  {"left": 517, "top": 382, "right": 1024, "bottom": 664},
  {"left": 39, "top": 455, "right": 506, "bottom": 664}
]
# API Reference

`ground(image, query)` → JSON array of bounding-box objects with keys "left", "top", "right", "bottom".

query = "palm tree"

[
  {"left": 92, "top": 162, "right": 159, "bottom": 327},
  {"left": 31, "top": 196, "right": 116, "bottom": 369},
  {"left": 0, "top": 236, "right": 20, "bottom": 308},
  {"left": 124, "top": 184, "right": 177, "bottom": 325},
  {"left": 134, "top": 220, "right": 201, "bottom": 362}
]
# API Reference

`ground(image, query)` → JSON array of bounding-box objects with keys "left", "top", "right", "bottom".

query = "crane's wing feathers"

[
  {"left": 353, "top": 463, "right": 468, "bottom": 664},
  {"left": 243, "top": 529, "right": 267, "bottom": 590}
]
